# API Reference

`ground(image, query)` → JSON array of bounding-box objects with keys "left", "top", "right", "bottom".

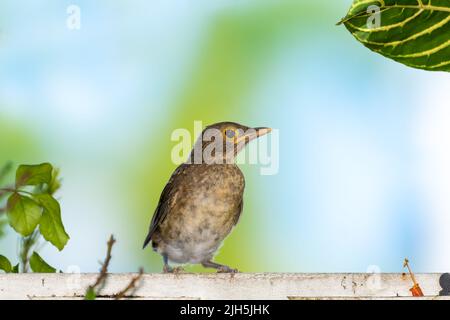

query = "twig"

[
  {"left": 85, "top": 235, "right": 144, "bottom": 300},
  {"left": 0, "top": 188, "right": 33, "bottom": 197},
  {"left": 114, "top": 268, "right": 144, "bottom": 300},
  {"left": 403, "top": 258, "right": 424, "bottom": 297},
  {"left": 0, "top": 186, "right": 14, "bottom": 198},
  {"left": 87, "top": 235, "right": 116, "bottom": 294},
  {"left": 20, "top": 230, "right": 40, "bottom": 273}
]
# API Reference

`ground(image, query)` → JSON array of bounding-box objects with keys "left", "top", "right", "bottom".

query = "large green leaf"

[
  {"left": 29, "top": 252, "right": 56, "bottom": 273},
  {"left": 16, "top": 163, "right": 53, "bottom": 188},
  {"left": 340, "top": 0, "right": 450, "bottom": 72},
  {"left": 35, "top": 194, "right": 70, "bottom": 251},
  {"left": 0, "top": 255, "right": 12, "bottom": 273},
  {"left": 6, "top": 193, "right": 42, "bottom": 236}
]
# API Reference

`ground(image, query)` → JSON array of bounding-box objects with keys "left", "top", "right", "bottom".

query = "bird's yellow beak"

[{"left": 254, "top": 127, "right": 272, "bottom": 138}]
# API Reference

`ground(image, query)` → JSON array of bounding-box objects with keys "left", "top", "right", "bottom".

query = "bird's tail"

[{"left": 142, "top": 233, "right": 152, "bottom": 249}]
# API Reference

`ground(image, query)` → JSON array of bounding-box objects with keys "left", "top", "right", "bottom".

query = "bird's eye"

[{"left": 225, "top": 129, "right": 236, "bottom": 139}]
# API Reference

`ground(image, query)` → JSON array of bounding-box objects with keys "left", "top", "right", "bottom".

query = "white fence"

[{"left": 0, "top": 273, "right": 449, "bottom": 300}]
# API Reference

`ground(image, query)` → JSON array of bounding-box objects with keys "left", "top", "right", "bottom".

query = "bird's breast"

[
  {"left": 156, "top": 164, "right": 245, "bottom": 263},
  {"left": 181, "top": 165, "right": 244, "bottom": 227}
]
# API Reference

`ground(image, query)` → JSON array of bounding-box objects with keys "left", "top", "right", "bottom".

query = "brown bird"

[{"left": 143, "top": 122, "right": 271, "bottom": 273}]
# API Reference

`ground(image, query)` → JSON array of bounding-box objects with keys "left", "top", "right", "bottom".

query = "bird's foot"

[
  {"left": 202, "top": 260, "right": 238, "bottom": 273},
  {"left": 217, "top": 266, "right": 239, "bottom": 273},
  {"left": 163, "top": 265, "right": 172, "bottom": 273},
  {"left": 163, "top": 265, "right": 186, "bottom": 274},
  {"left": 172, "top": 266, "right": 186, "bottom": 274}
]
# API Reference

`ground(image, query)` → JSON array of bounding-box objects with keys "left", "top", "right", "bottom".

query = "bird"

[{"left": 143, "top": 122, "right": 271, "bottom": 273}]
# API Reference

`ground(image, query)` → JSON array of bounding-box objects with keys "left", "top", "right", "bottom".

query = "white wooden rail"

[{"left": 0, "top": 273, "right": 449, "bottom": 300}]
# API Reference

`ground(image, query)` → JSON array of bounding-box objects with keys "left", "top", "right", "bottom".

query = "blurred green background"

[{"left": 1, "top": 0, "right": 450, "bottom": 273}]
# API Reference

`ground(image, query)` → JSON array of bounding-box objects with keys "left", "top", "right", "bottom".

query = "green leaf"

[
  {"left": 85, "top": 287, "right": 97, "bottom": 300},
  {"left": 0, "top": 255, "right": 12, "bottom": 273},
  {"left": 34, "top": 194, "right": 69, "bottom": 251},
  {"left": 6, "top": 193, "right": 42, "bottom": 236},
  {"left": 29, "top": 252, "right": 56, "bottom": 273},
  {"left": 340, "top": 0, "right": 450, "bottom": 72},
  {"left": 11, "top": 264, "right": 19, "bottom": 273},
  {"left": 16, "top": 163, "right": 53, "bottom": 188},
  {"left": 47, "top": 168, "right": 61, "bottom": 195}
]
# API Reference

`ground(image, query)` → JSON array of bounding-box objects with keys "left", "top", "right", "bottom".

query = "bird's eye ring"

[{"left": 225, "top": 129, "right": 236, "bottom": 139}]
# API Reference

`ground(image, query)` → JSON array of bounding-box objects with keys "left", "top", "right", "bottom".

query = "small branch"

[
  {"left": 0, "top": 187, "right": 15, "bottom": 194},
  {"left": 20, "top": 231, "right": 40, "bottom": 273},
  {"left": 85, "top": 235, "right": 144, "bottom": 300},
  {"left": 403, "top": 258, "right": 424, "bottom": 297},
  {"left": 114, "top": 268, "right": 144, "bottom": 300},
  {"left": 87, "top": 235, "right": 116, "bottom": 294},
  {"left": 0, "top": 186, "right": 14, "bottom": 199},
  {"left": 0, "top": 188, "right": 34, "bottom": 197}
]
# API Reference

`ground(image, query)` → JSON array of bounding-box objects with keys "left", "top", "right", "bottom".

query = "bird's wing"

[
  {"left": 142, "top": 165, "right": 185, "bottom": 249},
  {"left": 233, "top": 197, "right": 244, "bottom": 226}
]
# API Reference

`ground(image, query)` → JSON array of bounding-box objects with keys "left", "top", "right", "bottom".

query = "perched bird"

[{"left": 143, "top": 122, "right": 271, "bottom": 273}]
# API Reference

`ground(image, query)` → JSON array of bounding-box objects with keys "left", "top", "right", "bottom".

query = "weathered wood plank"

[{"left": 0, "top": 273, "right": 447, "bottom": 300}]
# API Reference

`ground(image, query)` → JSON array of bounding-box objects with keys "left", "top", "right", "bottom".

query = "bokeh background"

[{"left": 1, "top": 0, "right": 449, "bottom": 273}]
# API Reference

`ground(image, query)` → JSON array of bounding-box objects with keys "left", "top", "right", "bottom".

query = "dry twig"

[
  {"left": 86, "top": 234, "right": 116, "bottom": 297},
  {"left": 403, "top": 258, "right": 424, "bottom": 297},
  {"left": 85, "top": 235, "right": 145, "bottom": 300},
  {"left": 114, "top": 268, "right": 144, "bottom": 300}
]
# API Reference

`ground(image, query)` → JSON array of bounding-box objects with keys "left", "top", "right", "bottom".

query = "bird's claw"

[
  {"left": 163, "top": 265, "right": 186, "bottom": 274},
  {"left": 217, "top": 266, "right": 239, "bottom": 273},
  {"left": 172, "top": 266, "right": 186, "bottom": 274},
  {"left": 163, "top": 265, "right": 171, "bottom": 273}
]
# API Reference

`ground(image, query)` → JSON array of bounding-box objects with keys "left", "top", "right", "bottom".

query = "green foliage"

[
  {"left": 0, "top": 254, "right": 12, "bottom": 273},
  {"left": 2, "top": 163, "right": 69, "bottom": 250},
  {"left": 340, "top": 0, "right": 450, "bottom": 72},
  {"left": 35, "top": 194, "right": 69, "bottom": 251},
  {"left": 11, "top": 263, "right": 19, "bottom": 273},
  {"left": 0, "top": 162, "right": 69, "bottom": 274},
  {"left": 16, "top": 163, "right": 53, "bottom": 188},
  {"left": 85, "top": 288, "right": 97, "bottom": 300},
  {"left": 47, "top": 168, "right": 61, "bottom": 196},
  {"left": 0, "top": 163, "right": 12, "bottom": 203},
  {"left": 29, "top": 252, "right": 56, "bottom": 273},
  {"left": 7, "top": 193, "right": 42, "bottom": 237}
]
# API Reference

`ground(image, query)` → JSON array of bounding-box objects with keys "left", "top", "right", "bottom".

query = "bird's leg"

[
  {"left": 162, "top": 255, "right": 174, "bottom": 273},
  {"left": 162, "top": 255, "right": 185, "bottom": 273},
  {"left": 163, "top": 265, "right": 185, "bottom": 273},
  {"left": 172, "top": 266, "right": 186, "bottom": 273},
  {"left": 202, "top": 260, "right": 238, "bottom": 273}
]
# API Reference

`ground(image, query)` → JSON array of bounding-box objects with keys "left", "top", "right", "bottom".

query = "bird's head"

[{"left": 189, "top": 122, "right": 271, "bottom": 164}]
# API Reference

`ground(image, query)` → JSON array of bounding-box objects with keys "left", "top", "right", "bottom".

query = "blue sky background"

[{"left": 1, "top": 0, "right": 449, "bottom": 273}]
